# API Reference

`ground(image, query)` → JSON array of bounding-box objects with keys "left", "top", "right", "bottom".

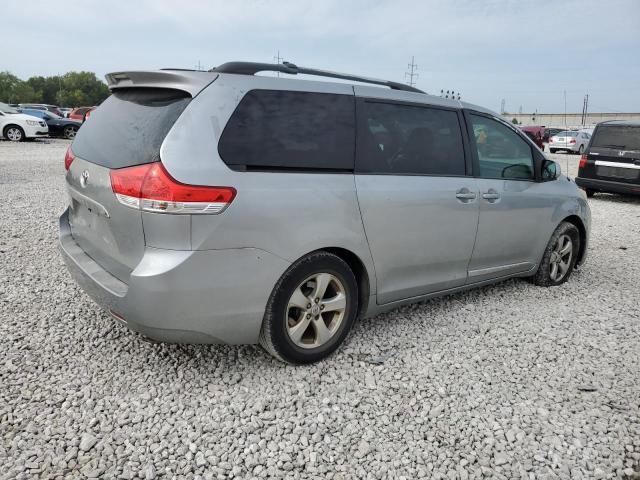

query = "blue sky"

[{"left": 5, "top": 0, "right": 640, "bottom": 113}]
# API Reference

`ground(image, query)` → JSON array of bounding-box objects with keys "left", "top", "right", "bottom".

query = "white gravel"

[{"left": 1, "top": 138, "right": 639, "bottom": 479}]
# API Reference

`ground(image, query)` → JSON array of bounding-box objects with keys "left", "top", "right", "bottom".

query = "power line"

[{"left": 405, "top": 56, "right": 418, "bottom": 88}]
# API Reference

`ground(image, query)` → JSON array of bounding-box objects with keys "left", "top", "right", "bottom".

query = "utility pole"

[
  {"left": 500, "top": 99, "right": 506, "bottom": 115},
  {"left": 581, "top": 94, "right": 589, "bottom": 127},
  {"left": 273, "top": 50, "right": 283, "bottom": 77},
  {"left": 58, "top": 74, "right": 62, "bottom": 106},
  {"left": 564, "top": 90, "right": 567, "bottom": 128},
  {"left": 405, "top": 56, "right": 418, "bottom": 87},
  {"left": 195, "top": 60, "right": 203, "bottom": 71}
]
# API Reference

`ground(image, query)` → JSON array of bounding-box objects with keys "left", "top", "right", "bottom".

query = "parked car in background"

[
  {"left": 549, "top": 130, "right": 590, "bottom": 154},
  {"left": 59, "top": 62, "right": 590, "bottom": 364},
  {"left": 519, "top": 126, "right": 544, "bottom": 149},
  {"left": 544, "top": 127, "right": 564, "bottom": 143},
  {"left": 20, "top": 108, "right": 82, "bottom": 139},
  {"left": 18, "top": 103, "right": 64, "bottom": 117},
  {"left": 59, "top": 108, "right": 73, "bottom": 118},
  {"left": 0, "top": 102, "right": 48, "bottom": 142},
  {"left": 69, "top": 106, "right": 96, "bottom": 122},
  {"left": 576, "top": 121, "right": 640, "bottom": 197}
]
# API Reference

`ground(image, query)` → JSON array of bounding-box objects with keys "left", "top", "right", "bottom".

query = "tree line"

[{"left": 0, "top": 71, "right": 111, "bottom": 107}]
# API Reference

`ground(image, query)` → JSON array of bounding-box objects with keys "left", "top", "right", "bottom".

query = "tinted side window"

[
  {"left": 469, "top": 114, "right": 534, "bottom": 180},
  {"left": 357, "top": 102, "right": 465, "bottom": 175},
  {"left": 219, "top": 90, "right": 355, "bottom": 171}
]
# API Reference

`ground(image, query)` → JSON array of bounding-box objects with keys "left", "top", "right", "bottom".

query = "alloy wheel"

[
  {"left": 6, "top": 128, "right": 22, "bottom": 142},
  {"left": 285, "top": 273, "right": 347, "bottom": 349},
  {"left": 549, "top": 234, "right": 573, "bottom": 282},
  {"left": 64, "top": 126, "right": 77, "bottom": 139}
]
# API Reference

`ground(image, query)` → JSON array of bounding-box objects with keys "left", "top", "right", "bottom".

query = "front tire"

[
  {"left": 585, "top": 188, "right": 595, "bottom": 198},
  {"left": 531, "top": 222, "right": 580, "bottom": 287},
  {"left": 259, "top": 251, "right": 358, "bottom": 364},
  {"left": 550, "top": 148, "right": 557, "bottom": 153},
  {"left": 4, "top": 125, "right": 25, "bottom": 142}
]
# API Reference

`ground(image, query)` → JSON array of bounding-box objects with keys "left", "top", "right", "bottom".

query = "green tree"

[
  {"left": 0, "top": 71, "right": 37, "bottom": 103},
  {"left": 0, "top": 71, "right": 111, "bottom": 107},
  {"left": 511, "top": 118, "right": 519, "bottom": 125},
  {"left": 60, "top": 71, "right": 110, "bottom": 107},
  {"left": 27, "top": 76, "right": 63, "bottom": 105}
]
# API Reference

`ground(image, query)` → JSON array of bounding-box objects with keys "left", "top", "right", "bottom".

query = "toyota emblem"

[{"left": 80, "top": 170, "right": 90, "bottom": 188}]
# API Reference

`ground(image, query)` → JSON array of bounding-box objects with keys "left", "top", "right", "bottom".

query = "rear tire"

[
  {"left": 530, "top": 222, "right": 580, "bottom": 287},
  {"left": 3, "top": 125, "right": 25, "bottom": 142},
  {"left": 550, "top": 148, "right": 557, "bottom": 153},
  {"left": 585, "top": 188, "right": 595, "bottom": 198},
  {"left": 259, "top": 251, "right": 358, "bottom": 364},
  {"left": 63, "top": 125, "right": 78, "bottom": 139},
  {"left": 578, "top": 145, "right": 584, "bottom": 155}
]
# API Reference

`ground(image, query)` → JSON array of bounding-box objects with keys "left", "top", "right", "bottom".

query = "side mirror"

[{"left": 542, "top": 159, "right": 561, "bottom": 181}]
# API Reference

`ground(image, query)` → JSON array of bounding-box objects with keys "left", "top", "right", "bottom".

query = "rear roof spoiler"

[{"left": 104, "top": 70, "right": 218, "bottom": 97}]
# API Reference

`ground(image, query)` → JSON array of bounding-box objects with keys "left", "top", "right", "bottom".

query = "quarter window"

[
  {"left": 356, "top": 102, "right": 465, "bottom": 175},
  {"left": 469, "top": 114, "right": 534, "bottom": 180},
  {"left": 218, "top": 90, "right": 355, "bottom": 171}
]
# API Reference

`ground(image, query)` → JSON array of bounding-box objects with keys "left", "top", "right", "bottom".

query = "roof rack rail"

[{"left": 210, "top": 61, "right": 425, "bottom": 94}]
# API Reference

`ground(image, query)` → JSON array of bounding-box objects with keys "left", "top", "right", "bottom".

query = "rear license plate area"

[{"left": 597, "top": 166, "right": 639, "bottom": 180}]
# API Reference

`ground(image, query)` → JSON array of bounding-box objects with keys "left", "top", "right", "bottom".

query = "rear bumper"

[
  {"left": 575, "top": 177, "right": 640, "bottom": 196},
  {"left": 59, "top": 208, "right": 290, "bottom": 344},
  {"left": 549, "top": 143, "right": 579, "bottom": 152}
]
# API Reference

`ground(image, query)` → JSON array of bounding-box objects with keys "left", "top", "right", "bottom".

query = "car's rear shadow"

[{"left": 590, "top": 193, "right": 640, "bottom": 204}]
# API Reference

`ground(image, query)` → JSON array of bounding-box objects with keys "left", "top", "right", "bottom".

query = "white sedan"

[
  {"left": 0, "top": 102, "right": 49, "bottom": 141},
  {"left": 549, "top": 130, "right": 591, "bottom": 154}
]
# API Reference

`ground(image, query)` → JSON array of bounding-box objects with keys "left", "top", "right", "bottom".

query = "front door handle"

[
  {"left": 455, "top": 188, "right": 477, "bottom": 202},
  {"left": 482, "top": 189, "right": 500, "bottom": 203}
]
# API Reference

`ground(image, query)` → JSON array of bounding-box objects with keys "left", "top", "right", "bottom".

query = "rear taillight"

[
  {"left": 579, "top": 155, "right": 587, "bottom": 169},
  {"left": 64, "top": 146, "right": 75, "bottom": 170},
  {"left": 569, "top": 139, "right": 576, "bottom": 144},
  {"left": 110, "top": 162, "right": 236, "bottom": 214}
]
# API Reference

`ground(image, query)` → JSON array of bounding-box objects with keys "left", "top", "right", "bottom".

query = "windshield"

[
  {"left": 0, "top": 102, "right": 19, "bottom": 114},
  {"left": 592, "top": 125, "right": 640, "bottom": 151}
]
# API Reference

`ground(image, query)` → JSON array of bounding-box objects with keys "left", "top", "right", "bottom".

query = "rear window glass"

[
  {"left": 71, "top": 88, "right": 191, "bottom": 169},
  {"left": 591, "top": 125, "right": 640, "bottom": 151},
  {"left": 557, "top": 131, "right": 577, "bottom": 137},
  {"left": 218, "top": 90, "right": 355, "bottom": 171}
]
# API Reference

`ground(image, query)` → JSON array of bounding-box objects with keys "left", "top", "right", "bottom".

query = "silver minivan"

[{"left": 59, "top": 62, "right": 591, "bottom": 363}]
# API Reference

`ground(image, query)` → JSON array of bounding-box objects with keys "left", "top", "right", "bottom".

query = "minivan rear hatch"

[
  {"left": 583, "top": 125, "right": 640, "bottom": 184},
  {"left": 66, "top": 87, "right": 192, "bottom": 282}
]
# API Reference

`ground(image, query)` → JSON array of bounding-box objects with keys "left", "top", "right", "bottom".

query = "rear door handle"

[
  {"left": 482, "top": 189, "right": 500, "bottom": 202},
  {"left": 455, "top": 188, "right": 477, "bottom": 202}
]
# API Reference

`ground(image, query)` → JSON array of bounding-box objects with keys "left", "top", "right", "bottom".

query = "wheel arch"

[
  {"left": 300, "top": 247, "right": 372, "bottom": 318},
  {"left": 562, "top": 215, "right": 587, "bottom": 266},
  {"left": 3, "top": 123, "right": 25, "bottom": 138}
]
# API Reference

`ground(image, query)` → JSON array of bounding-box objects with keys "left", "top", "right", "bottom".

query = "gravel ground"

[{"left": 1, "top": 138, "right": 639, "bottom": 480}]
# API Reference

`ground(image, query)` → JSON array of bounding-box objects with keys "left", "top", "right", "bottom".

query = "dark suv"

[{"left": 576, "top": 121, "right": 640, "bottom": 197}]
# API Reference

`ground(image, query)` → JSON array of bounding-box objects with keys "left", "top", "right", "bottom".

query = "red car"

[
  {"left": 69, "top": 107, "right": 96, "bottom": 122},
  {"left": 519, "top": 126, "right": 545, "bottom": 149}
]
